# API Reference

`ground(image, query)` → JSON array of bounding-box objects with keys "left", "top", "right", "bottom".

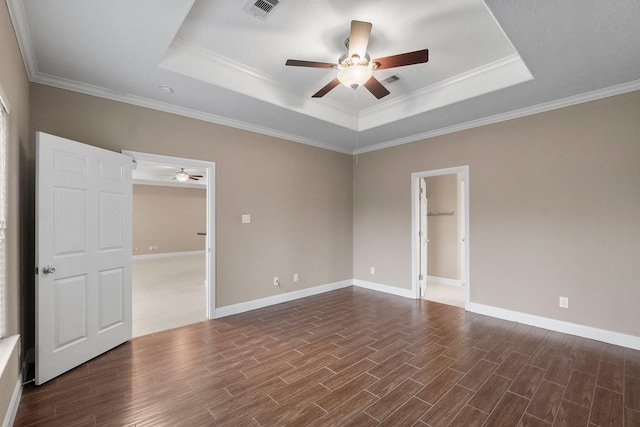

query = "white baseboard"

[
  {"left": 469, "top": 302, "right": 640, "bottom": 351},
  {"left": 211, "top": 280, "right": 640, "bottom": 351},
  {"left": 133, "top": 250, "right": 205, "bottom": 260},
  {"left": 427, "top": 275, "right": 465, "bottom": 287},
  {"left": 353, "top": 279, "right": 415, "bottom": 299},
  {"left": 214, "top": 280, "right": 353, "bottom": 318},
  {"left": 3, "top": 376, "right": 21, "bottom": 427}
]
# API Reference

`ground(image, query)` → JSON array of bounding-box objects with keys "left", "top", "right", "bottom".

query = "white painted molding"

[
  {"left": 0, "top": 83, "right": 10, "bottom": 113},
  {"left": 214, "top": 280, "right": 353, "bottom": 319},
  {"left": 2, "top": 376, "right": 21, "bottom": 427},
  {"left": 427, "top": 276, "right": 465, "bottom": 287},
  {"left": 469, "top": 302, "right": 640, "bottom": 351},
  {"left": 353, "top": 279, "right": 415, "bottom": 299},
  {"left": 132, "top": 250, "right": 205, "bottom": 260},
  {"left": 356, "top": 79, "right": 640, "bottom": 154},
  {"left": 0, "top": 335, "right": 21, "bottom": 427},
  {"left": 359, "top": 54, "right": 533, "bottom": 131},
  {"left": 160, "top": 39, "right": 356, "bottom": 131},
  {"left": 29, "top": 72, "right": 353, "bottom": 155},
  {"left": 6, "top": 0, "right": 37, "bottom": 79}
]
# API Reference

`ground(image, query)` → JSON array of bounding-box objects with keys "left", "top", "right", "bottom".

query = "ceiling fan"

[
  {"left": 173, "top": 168, "right": 203, "bottom": 182},
  {"left": 285, "top": 20, "right": 429, "bottom": 99}
]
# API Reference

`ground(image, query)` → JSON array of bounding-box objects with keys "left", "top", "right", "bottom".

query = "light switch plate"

[{"left": 241, "top": 214, "right": 251, "bottom": 224}]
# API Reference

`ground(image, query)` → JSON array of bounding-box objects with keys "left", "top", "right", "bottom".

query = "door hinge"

[
  {"left": 34, "top": 267, "right": 38, "bottom": 275},
  {"left": 419, "top": 274, "right": 424, "bottom": 280}
]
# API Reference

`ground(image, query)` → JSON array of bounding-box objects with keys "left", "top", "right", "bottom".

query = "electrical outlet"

[
  {"left": 559, "top": 296, "right": 569, "bottom": 308},
  {"left": 370, "top": 267, "right": 375, "bottom": 275},
  {"left": 273, "top": 277, "right": 279, "bottom": 287},
  {"left": 293, "top": 273, "right": 299, "bottom": 282}
]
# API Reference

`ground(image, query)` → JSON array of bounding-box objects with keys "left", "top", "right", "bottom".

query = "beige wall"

[
  {"left": 1, "top": 0, "right": 31, "bottom": 420},
  {"left": 133, "top": 185, "right": 206, "bottom": 255},
  {"left": 354, "top": 90, "right": 640, "bottom": 337},
  {"left": 29, "top": 84, "right": 354, "bottom": 310},
  {"left": 425, "top": 174, "right": 459, "bottom": 279}
]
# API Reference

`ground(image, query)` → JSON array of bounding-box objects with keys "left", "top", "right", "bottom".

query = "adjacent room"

[
  {"left": 1, "top": 0, "right": 639, "bottom": 425},
  {"left": 131, "top": 171, "right": 208, "bottom": 336}
]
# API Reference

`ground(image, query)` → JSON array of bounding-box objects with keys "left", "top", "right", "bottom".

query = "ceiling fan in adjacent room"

[
  {"left": 285, "top": 20, "right": 429, "bottom": 99},
  {"left": 173, "top": 168, "right": 203, "bottom": 182}
]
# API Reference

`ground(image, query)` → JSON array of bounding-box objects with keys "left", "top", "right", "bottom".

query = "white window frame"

[{"left": 0, "top": 85, "right": 9, "bottom": 338}]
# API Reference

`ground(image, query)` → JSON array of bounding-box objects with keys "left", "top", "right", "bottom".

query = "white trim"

[
  {"left": 0, "top": 335, "right": 19, "bottom": 374},
  {"left": 159, "top": 39, "right": 356, "bottom": 131},
  {"left": 353, "top": 280, "right": 414, "bottom": 299},
  {"left": 132, "top": 178, "right": 205, "bottom": 189},
  {"left": 26, "top": 72, "right": 353, "bottom": 155},
  {"left": 411, "top": 167, "right": 470, "bottom": 310},
  {"left": 215, "top": 280, "right": 353, "bottom": 318},
  {"left": 469, "top": 302, "right": 640, "bottom": 351},
  {"left": 355, "top": 79, "right": 640, "bottom": 154},
  {"left": 123, "top": 150, "right": 217, "bottom": 319},
  {"left": 132, "top": 250, "right": 205, "bottom": 260},
  {"left": 0, "top": 335, "right": 20, "bottom": 427},
  {"left": 359, "top": 55, "right": 533, "bottom": 131},
  {"left": 0, "top": 84, "right": 10, "bottom": 114},
  {"left": 427, "top": 276, "right": 465, "bottom": 287},
  {"left": 2, "top": 376, "right": 21, "bottom": 427},
  {"left": 5, "top": 0, "right": 37, "bottom": 79}
]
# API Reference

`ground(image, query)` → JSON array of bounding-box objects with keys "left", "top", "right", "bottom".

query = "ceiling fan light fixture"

[
  {"left": 338, "top": 64, "right": 372, "bottom": 89},
  {"left": 175, "top": 170, "right": 190, "bottom": 182}
]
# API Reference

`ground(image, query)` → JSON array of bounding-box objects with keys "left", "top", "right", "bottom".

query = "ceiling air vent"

[
  {"left": 243, "top": 0, "right": 282, "bottom": 21},
  {"left": 381, "top": 75, "right": 401, "bottom": 86}
]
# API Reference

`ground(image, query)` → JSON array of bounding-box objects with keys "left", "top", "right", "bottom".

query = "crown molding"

[
  {"left": 355, "top": 79, "right": 640, "bottom": 154},
  {"left": 29, "top": 72, "right": 353, "bottom": 154},
  {"left": 160, "top": 39, "right": 356, "bottom": 130},
  {"left": 358, "top": 54, "right": 533, "bottom": 131},
  {"left": 6, "top": 0, "right": 38, "bottom": 79}
]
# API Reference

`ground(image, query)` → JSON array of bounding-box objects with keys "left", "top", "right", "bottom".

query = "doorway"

[
  {"left": 123, "top": 150, "right": 216, "bottom": 333},
  {"left": 412, "top": 166, "right": 469, "bottom": 309}
]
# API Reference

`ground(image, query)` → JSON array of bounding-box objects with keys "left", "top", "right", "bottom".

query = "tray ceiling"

[{"left": 8, "top": 0, "right": 640, "bottom": 153}]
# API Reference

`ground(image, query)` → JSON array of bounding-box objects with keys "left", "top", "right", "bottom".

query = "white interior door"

[
  {"left": 419, "top": 177, "right": 428, "bottom": 297},
  {"left": 36, "top": 132, "right": 132, "bottom": 385}
]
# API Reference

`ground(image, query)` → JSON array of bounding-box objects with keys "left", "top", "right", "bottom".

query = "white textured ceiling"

[{"left": 8, "top": 0, "right": 640, "bottom": 155}]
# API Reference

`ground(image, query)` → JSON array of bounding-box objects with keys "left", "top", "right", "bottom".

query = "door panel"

[
  {"left": 36, "top": 132, "right": 132, "bottom": 385},
  {"left": 54, "top": 275, "right": 88, "bottom": 349},
  {"left": 98, "top": 268, "right": 124, "bottom": 331}
]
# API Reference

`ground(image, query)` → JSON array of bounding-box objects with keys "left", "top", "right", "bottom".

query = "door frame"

[
  {"left": 123, "top": 150, "right": 217, "bottom": 319},
  {"left": 411, "top": 165, "right": 469, "bottom": 309}
]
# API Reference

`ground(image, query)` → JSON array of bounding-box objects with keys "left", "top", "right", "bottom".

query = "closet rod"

[{"left": 427, "top": 211, "right": 455, "bottom": 216}]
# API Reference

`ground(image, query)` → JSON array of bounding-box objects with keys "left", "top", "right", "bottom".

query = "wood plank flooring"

[{"left": 15, "top": 287, "right": 640, "bottom": 426}]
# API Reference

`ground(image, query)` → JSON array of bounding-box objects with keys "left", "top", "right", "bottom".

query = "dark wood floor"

[{"left": 15, "top": 287, "right": 640, "bottom": 426}]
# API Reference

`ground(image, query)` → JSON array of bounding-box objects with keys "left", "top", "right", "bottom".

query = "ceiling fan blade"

[
  {"left": 348, "top": 20, "right": 372, "bottom": 61},
  {"left": 188, "top": 176, "right": 200, "bottom": 181},
  {"left": 312, "top": 78, "right": 340, "bottom": 98},
  {"left": 363, "top": 76, "right": 390, "bottom": 99},
  {"left": 371, "top": 49, "right": 429, "bottom": 70},
  {"left": 189, "top": 175, "right": 203, "bottom": 178},
  {"left": 286, "top": 59, "right": 335, "bottom": 68}
]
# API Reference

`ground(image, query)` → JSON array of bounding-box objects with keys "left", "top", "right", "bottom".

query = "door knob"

[{"left": 42, "top": 266, "right": 56, "bottom": 274}]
